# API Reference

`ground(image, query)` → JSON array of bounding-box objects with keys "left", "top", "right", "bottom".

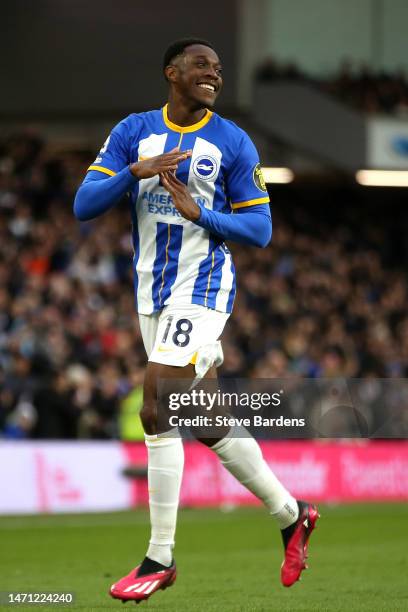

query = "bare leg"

[{"left": 140, "top": 360, "right": 195, "bottom": 569}]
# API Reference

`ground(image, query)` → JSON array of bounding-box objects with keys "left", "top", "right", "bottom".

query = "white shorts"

[{"left": 139, "top": 303, "right": 229, "bottom": 375}]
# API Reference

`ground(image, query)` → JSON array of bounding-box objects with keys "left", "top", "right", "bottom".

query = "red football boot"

[
  {"left": 280, "top": 501, "right": 320, "bottom": 587},
  {"left": 109, "top": 561, "right": 176, "bottom": 603}
]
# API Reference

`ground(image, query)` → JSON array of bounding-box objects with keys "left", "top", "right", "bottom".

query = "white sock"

[
  {"left": 212, "top": 433, "right": 299, "bottom": 529},
  {"left": 145, "top": 434, "right": 184, "bottom": 566}
]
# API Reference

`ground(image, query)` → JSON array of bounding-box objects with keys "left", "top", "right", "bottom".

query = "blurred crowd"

[
  {"left": 255, "top": 57, "right": 408, "bottom": 115},
  {"left": 1, "top": 133, "right": 407, "bottom": 439},
  {"left": 225, "top": 187, "right": 408, "bottom": 381}
]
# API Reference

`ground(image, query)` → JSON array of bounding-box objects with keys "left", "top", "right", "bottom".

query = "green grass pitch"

[{"left": 1, "top": 504, "right": 407, "bottom": 611}]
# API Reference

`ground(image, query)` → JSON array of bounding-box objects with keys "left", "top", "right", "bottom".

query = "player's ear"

[{"left": 165, "top": 65, "right": 178, "bottom": 83}]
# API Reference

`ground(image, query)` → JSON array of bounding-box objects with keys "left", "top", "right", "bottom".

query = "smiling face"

[{"left": 165, "top": 44, "right": 223, "bottom": 109}]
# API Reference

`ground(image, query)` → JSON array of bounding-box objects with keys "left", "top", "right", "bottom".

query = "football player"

[{"left": 74, "top": 37, "right": 319, "bottom": 604}]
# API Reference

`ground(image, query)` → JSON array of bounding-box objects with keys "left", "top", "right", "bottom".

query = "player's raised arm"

[
  {"left": 197, "top": 202, "right": 272, "bottom": 248},
  {"left": 73, "top": 120, "right": 132, "bottom": 221},
  {"left": 73, "top": 120, "right": 191, "bottom": 222},
  {"left": 160, "top": 131, "right": 272, "bottom": 248},
  {"left": 216, "top": 130, "right": 272, "bottom": 247}
]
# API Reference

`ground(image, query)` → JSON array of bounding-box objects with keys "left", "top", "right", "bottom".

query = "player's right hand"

[{"left": 130, "top": 147, "right": 192, "bottom": 179}]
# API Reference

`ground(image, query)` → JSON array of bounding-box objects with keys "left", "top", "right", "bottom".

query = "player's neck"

[{"left": 166, "top": 97, "right": 208, "bottom": 127}]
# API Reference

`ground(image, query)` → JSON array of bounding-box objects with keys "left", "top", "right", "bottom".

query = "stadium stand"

[{"left": 255, "top": 58, "right": 408, "bottom": 116}]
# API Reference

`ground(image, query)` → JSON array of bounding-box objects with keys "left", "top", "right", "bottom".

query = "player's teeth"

[{"left": 198, "top": 84, "right": 214, "bottom": 91}]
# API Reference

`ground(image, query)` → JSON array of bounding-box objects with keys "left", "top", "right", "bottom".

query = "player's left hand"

[{"left": 160, "top": 171, "right": 201, "bottom": 222}]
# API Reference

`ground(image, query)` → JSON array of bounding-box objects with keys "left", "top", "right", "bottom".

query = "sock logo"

[{"left": 284, "top": 503, "right": 296, "bottom": 517}]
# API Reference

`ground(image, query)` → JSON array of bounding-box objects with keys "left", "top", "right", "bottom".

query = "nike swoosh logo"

[{"left": 157, "top": 346, "right": 173, "bottom": 352}]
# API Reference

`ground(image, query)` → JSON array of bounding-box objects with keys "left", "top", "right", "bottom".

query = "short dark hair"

[{"left": 163, "top": 37, "right": 215, "bottom": 72}]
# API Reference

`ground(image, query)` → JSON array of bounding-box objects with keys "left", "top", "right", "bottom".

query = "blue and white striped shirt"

[{"left": 83, "top": 105, "right": 270, "bottom": 315}]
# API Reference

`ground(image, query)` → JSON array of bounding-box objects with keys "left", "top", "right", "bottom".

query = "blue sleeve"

[
  {"left": 73, "top": 115, "right": 139, "bottom": 221},
  {"left": 87, "top": 118, "right": 131, "bottom": 175},
  {"left": 73, "top": 167, "right": 137, "bottom": 221},
  {"left": 225, "top": 130, "right": 270, "bottom": 210},
  {"left": 195, "top": 204, "right": 272, "bottom": 248}
]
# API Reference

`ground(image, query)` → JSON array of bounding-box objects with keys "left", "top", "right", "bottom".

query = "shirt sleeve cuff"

[{"left": 194, "top": 203, "right": 207, "bottom": 227}]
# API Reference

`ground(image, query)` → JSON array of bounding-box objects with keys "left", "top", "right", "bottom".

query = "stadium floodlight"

[
  {"left": 356, "top": 169, "right": 408, "bottom": 187},
  {"left": 261, "top": 167, "right": 294, "bottom": 184}
]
